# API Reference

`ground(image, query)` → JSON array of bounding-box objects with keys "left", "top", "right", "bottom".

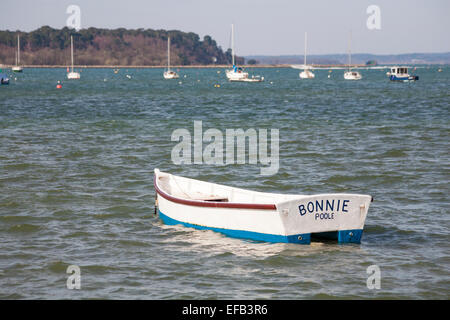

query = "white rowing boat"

[{"left": 154, "top": 169, "right": 373, "bottom": 244}]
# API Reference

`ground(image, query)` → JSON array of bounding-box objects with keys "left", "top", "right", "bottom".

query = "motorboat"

[{"left": 388, "top": 66, "right": 419, "bottom": 82}]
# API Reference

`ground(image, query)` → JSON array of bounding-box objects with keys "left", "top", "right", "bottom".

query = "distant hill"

[
  {"left": 246, "top": 52, "right": 450, "bottom": 65},
  {"left": 1, "top": 26, "right": 448, "bottom": 66},
  {"left": 0, "top": 26, "right": 244, "bottom": 66}
]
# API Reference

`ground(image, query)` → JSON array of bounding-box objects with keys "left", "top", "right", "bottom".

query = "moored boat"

[
  {"left": 344, "top": 71, "right": 362, "bottom": 80},
  {"left": 163, "top": 36, "right": 179, "bottom": 79},
  {"left": 67, "top": 35, "right": 80, "bottom": 80},
  {"left": 226, "top": 67, "right": 264, "bottom": 82},
  {"left": 299, "top": 32, "right": 315, "bottom": 79},
  {"left": 299, "top": 69, "right": 315, "bottom": 79},
  {"left": 0, "top": 72, "right": 9, "bottom": 85},
  {"left": 154, "top": 169, "right": 373, "bottom": 244},
  {"left": 388, "top": 66, "right": 418, "bottom": 82},
  {"left": 343, "top": 31, "right": 361, "bottom": 80},
  {"left": 12, "top": 35, "right": 23, "bottom": 73},
  {"left": 225, "top": 24, "right": 264, "bottom": 82}
]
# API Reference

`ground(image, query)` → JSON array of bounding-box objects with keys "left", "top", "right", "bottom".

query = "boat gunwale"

[{"left": 154, "top": 175, "right": 277, "bottom": 210}]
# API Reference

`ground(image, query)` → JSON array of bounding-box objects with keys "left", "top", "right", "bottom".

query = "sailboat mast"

[
  {"left": 348, "top": 31, "right": 352, "bottom": 70},
  {"left": 304, "top": 32, "right": 307, "bottom": 66},
  {"left": 168, "top": 36, "right": 171, "bottom": 71},
  {"left": 231, "top": 24, "right": 235, "bottom": 66},
  {"left": 17, "top": 35, "right": 20, "bottom": 65},
  {"left": 71, "top": 35, "right": 74, "bottom": 72}
]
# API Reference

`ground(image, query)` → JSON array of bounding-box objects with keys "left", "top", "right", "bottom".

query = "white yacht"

[
  {"left": 12, "top": 35, "right": 23, "bottom": 73},
  {"left": 163, "top": 37, "right": 179, "bottom": 79},
  {"left": 67, "top": 36, "right": 80, "bottom": 80},
  {"left": 225, "top": 24, "right": 263, "bottom": 82},
  {"left": 343, "top": 32, "right": 361, "bottom": 80},
  {"left": 299, "top": 32, "right": 315, "bottom": 79}
]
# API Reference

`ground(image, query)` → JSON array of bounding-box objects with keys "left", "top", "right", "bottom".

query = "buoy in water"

[{"left": 56, "top": 81, "right": 62, "bottom": 89}]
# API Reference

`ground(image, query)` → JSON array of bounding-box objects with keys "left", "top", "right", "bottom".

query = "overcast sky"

[{"left": 1, "top": 0, "right": 449, "bottom": 55}]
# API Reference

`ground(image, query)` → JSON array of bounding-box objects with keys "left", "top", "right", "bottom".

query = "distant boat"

[
  {"left": 154, "top": 169, "right": 373, "bottom": 244},
  {"left": 67, "top": 35, "right": 80, "bottom": 80},
  {"left": 163, "top": 37, "right": 179, "bottom": 79},
  {"left": 344, "top": 71, "right": 362, "bottom": 80},
  {"left": 388, "top": 66, "right": 419, "bottom": 82},
  {"left": 343, "top": 31, "right": 361, "bottom": 80},
  {"left": 0, "top": 71, "right": 9, "bottom": 85},
  {"left": 225, "top": 24, "right": 264, "bottom": 82},
  {"left": 12, "top": 34, "right": 23, "bottom": 73},
  {"left": 299, "top": 32, "right": 315, "bottom": 79}
]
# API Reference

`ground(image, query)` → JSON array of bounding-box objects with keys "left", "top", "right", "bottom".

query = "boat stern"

[{"left": 276, "top": 194, "right": 372, "bottom": 244}]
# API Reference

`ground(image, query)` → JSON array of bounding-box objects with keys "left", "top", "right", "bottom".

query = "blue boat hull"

[
  {"left": 390, "top": 75, "right": 419, "bottom": 82},
  {"left": 158, "top": 209, "right": 363, "bottom": 244}
]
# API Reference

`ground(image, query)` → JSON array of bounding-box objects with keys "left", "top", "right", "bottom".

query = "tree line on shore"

[{"left": 0, "top": 26, "right": 245, "bottom": 66}]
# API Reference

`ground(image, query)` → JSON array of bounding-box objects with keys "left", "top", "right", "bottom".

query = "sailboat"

[
  {"left": 67, "top": 35, "right": 80, "bottom": 80},
  {"left": 343, "top": 32, "right": 361, "bottom": 80},
  {"left": 163, "top": 37, "right": 179, "bottom": 79},
  {"left": 12, "top": 35, "right": 23, "bottom": 73},
  {"left": 299, "top": 32, "right": 315, "bottom": 79},
  {"left": 225, "top": 24, "right": 263, "bottom": 82}
]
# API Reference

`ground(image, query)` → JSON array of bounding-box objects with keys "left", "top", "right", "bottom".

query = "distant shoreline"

[{"left": 0, "top": 64, "right": 370, "bottom": 69}]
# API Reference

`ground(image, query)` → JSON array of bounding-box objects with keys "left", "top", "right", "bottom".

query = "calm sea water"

[{"left": 0, "top": 67, "right": 448, "bottom": 299}]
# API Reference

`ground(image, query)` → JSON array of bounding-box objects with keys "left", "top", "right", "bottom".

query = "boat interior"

[{"left": 156, "top": 171, "right": 300, "bottom": 205}]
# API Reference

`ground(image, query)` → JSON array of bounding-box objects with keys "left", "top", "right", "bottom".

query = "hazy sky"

[{"left": 1, "top": 0, "right": 449, "bottom": 55}]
